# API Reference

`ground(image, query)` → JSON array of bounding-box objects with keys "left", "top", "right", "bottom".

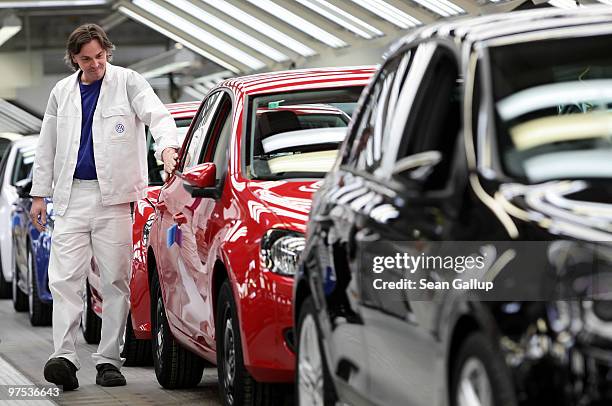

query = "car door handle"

[{"left": 155, "top": 201, "right": 167, "bottom": 211}]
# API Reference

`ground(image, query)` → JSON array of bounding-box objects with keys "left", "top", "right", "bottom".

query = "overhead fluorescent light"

[
  {"left": 197, "top": 0, "right": 315, "bottom": 57},
  {"left": 128, "top": 48, "right": 196, "bottom": 79},
  {"left": 295, "top": 0, "right": 383, "bottom": 39},
  {"left": 183, "top": 86, "right": 207, "bottom": 101},
  {"left": 0, "top": 13, "right": 21, "bottom": 46},
  {"left": 0, "top": 0, "right": 107, "bottom": 7},
  {"left": 132, "top": 0, "right": 266, "bottom": 70},
  {"left": 350, "top": 0, "right": 421, "bottom": 28},
  {"left": 548, "top": 0, "right": 579, "bottom": 7},
  {"left": 162, "top": 0, "right": 288, "bottom": 63},
  {"left": 412, "top": 0, "right": 464, "bottom": 16},
  {"left": 118, "top": 6, "right": 240, "bottom": 73},
  {"left": 246, "top": 0, "right": 347, "bottom": 48}
]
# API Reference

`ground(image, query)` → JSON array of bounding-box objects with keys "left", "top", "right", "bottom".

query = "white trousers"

[{"left": 48, "top": 179, "right": 132, "bottom": 370}]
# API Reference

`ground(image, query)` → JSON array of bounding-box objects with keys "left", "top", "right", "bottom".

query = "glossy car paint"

[
  {"left": 12, "top": 195, "right": 53, "bottom": 304},
  {"left": 125, "top": 101, "right": 200, "bottom": 339},
  {"left": 294, "top": 9, "right": 612, "bottom": 406},
  {"left": 149, "top": 67, "right": 375, "bottom": 382},
  {"left": 0, "top": 137, "right": 37, "bottom": 285}
]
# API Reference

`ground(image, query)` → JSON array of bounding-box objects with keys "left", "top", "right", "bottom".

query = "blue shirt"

[{"left": 74, "top": 76, "right": 102, "bottom": 180}]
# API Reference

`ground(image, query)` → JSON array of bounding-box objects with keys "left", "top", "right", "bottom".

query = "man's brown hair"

[{"left": 64, "top": 23, "right": 114, "bottom": 71}]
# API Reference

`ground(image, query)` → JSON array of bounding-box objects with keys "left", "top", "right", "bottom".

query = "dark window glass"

[{"left": 490, "top": 34, "right": 612, "bottom": 182}]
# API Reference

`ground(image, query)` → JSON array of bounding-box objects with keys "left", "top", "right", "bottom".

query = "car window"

[
  {"left": 347, "top": 50, "right": 415, "bottom": 174},
  {"left": 147, "top": 118, "right": 193, "bottom": 186},
  {"left": 247, "top": 87, "right": 363, "bottom": 180},
  {"left": 179, "top": 92, "right": 223, "bottom": 172},
  {"left": 394, "top": 46, "right": 462, "bottom": 191},
  {"left": 200, "top": 94, "right": 233, "bottom": 183},
  {"left": 11, "top": 146, "right": 35, "bottom": 186}
]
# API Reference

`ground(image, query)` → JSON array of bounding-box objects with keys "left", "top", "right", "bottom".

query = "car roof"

[
  {"left": 165, "top": 101, "right": 201, "bottom": 119},
  {"left": 217, "top": 65, "right": 376, "bottom": 95},
  {"left": 389, "top": 6, "right": 612, "bottom": 59}
]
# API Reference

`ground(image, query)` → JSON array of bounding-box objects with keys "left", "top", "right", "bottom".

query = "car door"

[
  {"left": 355, "top": 42, "right": 466, "bottom": 406},
  {"left": 310, "top": 52, "right": 421, "bottom": 405},
  {"left": 177, "top": 92, "right": 233, "bottom": 348},
  {"left": 155, "top": 91, "right": 223, "bottom": 340}
]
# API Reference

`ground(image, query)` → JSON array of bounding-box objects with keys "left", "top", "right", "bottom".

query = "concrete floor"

[{"left": 0, "top": 299, "right": 222, "bottom": 406}]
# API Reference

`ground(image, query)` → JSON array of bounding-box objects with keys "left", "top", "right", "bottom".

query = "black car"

[{"left": 294, "top": 8, "right": 612, "bottom": 406}]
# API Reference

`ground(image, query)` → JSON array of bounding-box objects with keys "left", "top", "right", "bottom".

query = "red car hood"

[{"left": 247, "top": 180, "right": 324, "bottom": 233}]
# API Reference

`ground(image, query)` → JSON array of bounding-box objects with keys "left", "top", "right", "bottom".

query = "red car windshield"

[{"left": 246, "top": 86, "right": 364, "bottom": 180}]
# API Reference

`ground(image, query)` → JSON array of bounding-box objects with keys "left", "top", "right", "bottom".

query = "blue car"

[{"left": 11, "top": 175, "right": 54, "bottom": 326}]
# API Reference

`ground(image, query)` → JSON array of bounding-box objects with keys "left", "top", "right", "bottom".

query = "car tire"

[
  {"left": 296, "top": 296, "right": 337, "bottom": 406},
  {"left": 0, "top": 258, "right": 11, "bottom": 299},
  {"left": 121, "top": 312, "right": 153, "bottom": 366},
  {"left": 151, "top": 270, "right": 204, "bottom": 388},
  {"left": 216, "top": 280, "right": 292, "bottom": 406},
  {"left": 12, "top": 254, "right": 28, "bottom": 312},
  {"left": 81, "top": 280, "right": 102, "bottom": 344},
  {"left": 450, "top": 332, "right": 517, "bottom": 406},
  {"left": 27, "top": 246, "right": 52, "bottom": 326}
]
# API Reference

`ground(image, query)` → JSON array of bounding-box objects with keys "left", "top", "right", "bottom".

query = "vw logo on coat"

[{"left": 115, "top": 123, "right": 125, "bottom": 134}]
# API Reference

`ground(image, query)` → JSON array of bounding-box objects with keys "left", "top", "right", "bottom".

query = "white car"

[{"left": 0, "top": 136, "right": 38, "bottom": 298}]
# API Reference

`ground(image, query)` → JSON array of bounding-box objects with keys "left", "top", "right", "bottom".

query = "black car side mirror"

[{"left": 15, "top": 178, "right": 32, "bottom": 199}]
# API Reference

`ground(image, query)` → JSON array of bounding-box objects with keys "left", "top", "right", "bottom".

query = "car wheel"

[
  {"left": 296, "top": 296, "right": 337, "bottom": 406},
  {"left": 150, "top": 270, "right": 204, "bottom": 388},
  {"left": 81, "top": 280, "right": 102, "bottom": 344},
  {"left": 451, "top": 332, "right": 517, "bottom": 406},
  {"left": 12, "top": 253, "right": 28, "bottom": 312},
  {"left": 216, "top": 280, "right": 292, "bottom": 406},
  {"left": 27, "top": 246, "right": 52, "bottom": 326},
  {"left": 121, "top": 312, "right": 153, "bottom": 366}
]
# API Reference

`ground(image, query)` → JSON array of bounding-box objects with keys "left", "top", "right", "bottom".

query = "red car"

[
  {"left": 148, "top": 66, "right": 374, "bottom": 405},
  {"left": 82, "top": 102, "right": 200, "bottom": 366}
]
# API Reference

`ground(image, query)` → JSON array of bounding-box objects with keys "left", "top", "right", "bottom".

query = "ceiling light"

[
  {"left": 295, "top": 0, "right": 383, "bottom": 39},
  {"left": 197, "top": 0, "right": 315, "bottom": 57},
  {"left": 0, "top": 13, "right": 21, "bottom": 46},
  {"left": 412, "top": 0, "right": 464, "bottom": 17},
  {"left": 164, "top": 0, "right": 288, "bottom": 62},
  {"left": 548, "top": 0, "right": 579, "bottom": 7},
  {"left": 118, "top": 6, "right": 240, "bottom": 73},
  {"left": 0, "top": 0, "right": 107, "bottom": 7},
  {"left": 128, "top": 48, "right": 196, "bottom": 80},
  {"left": 350, "top": 0, "right": 421, "bottom": 28},
  {"left": 246, "top": 0, "right": 347, "bottom": 48},
  {"left": 133, "top": 0, "right": 265, "bottom": 70}
]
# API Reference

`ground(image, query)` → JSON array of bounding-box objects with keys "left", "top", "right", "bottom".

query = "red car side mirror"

[{"left": 183, "top": 163, "right": 216, "bottom": 188}]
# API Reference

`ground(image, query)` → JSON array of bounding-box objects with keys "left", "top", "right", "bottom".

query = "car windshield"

[
  {"left": 491, "top": 34, "right": 612, "bottom": 183},
  {"left": 247, "top": 87, "right": 364, "bottom": 180},
  {"left": 147, "top": 118, "right": 192, "bottom": 185}
]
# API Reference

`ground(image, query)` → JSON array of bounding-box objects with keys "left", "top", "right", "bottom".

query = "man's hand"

[
  {"left": 162, "top": 147, "right": 178, "bottom": 175},
  {"left": 30, "top": 197, "right": 47, "bottom": 232}
]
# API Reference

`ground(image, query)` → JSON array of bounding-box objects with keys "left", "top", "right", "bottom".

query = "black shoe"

[
  {"left": 44, "top": 357, "right": 79, "bottom": 391},
  {"left": 95, "top": 363, "right": 126, "bottom": 387}
]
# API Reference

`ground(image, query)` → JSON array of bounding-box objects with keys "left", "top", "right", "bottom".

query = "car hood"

[
  {"left": 247, "top": 179, "right": 324, "bottom": 233},
  {"left": 497, "top": 180, "right": 612, "bottom": 240}
]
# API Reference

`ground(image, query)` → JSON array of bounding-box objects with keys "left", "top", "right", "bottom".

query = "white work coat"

[{"left": 31, "top": 63, "right": 178, "bottom": 215}]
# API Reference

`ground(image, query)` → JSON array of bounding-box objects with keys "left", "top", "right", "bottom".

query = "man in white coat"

[{"left": 30, "top": 24, "right": 179, "bottom": 390}]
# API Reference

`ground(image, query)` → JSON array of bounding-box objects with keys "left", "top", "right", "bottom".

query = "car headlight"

[{"left": 261, "top": 229, "right": 305, "bottom": 276}]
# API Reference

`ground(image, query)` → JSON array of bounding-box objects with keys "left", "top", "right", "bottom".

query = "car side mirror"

[
  {"left": 15, "top": 178, "right": 32, "bottom": 199},
  {"left": 392, "top": 150, "right": 442, "bottom": 184},
  {"left": 181, "top": 163, "right": 220, "bottom": 198}
]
